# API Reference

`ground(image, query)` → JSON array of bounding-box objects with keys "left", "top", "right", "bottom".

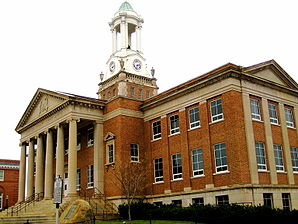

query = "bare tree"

[{"left": 112, "top": 161, "right": 148, "bottom": 221}]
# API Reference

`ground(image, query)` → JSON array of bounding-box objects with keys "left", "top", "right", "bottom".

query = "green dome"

[{"left": 119, "top": 1, "right": 133, "bottom": 11}]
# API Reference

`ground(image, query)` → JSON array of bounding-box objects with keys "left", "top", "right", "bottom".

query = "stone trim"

[{"left": 104, "top": 108, "right": 144, "bottom": 121}]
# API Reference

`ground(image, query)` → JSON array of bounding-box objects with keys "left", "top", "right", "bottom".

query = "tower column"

[
  {"left": 67, "top": 117, "right": 79, "bottom": 197},
  {"left": 35, "top": 134, "right": 45, "bottom": 198},
  {"left": 94, "top": 120, "right": 104, "bottom": 193},
  {"left": 56, "top": 124, "right": 65, "bottom": 179},
  {"left": 26, "top": 140, "right": 35, "bottom": 199},
  {"left": 111, "top": 28, "right": 117, "bottom": 53},
  {"left": 136, "top": 25, "right": 142, "bottom": 51},
  {"left": 44, "top": 129, "right": 54, "bottom": 199},
  {"left": 279, "top": 103, "right": 295, "bottom": 184},
  {"left": 120, "top": 20, "right": 127, "bottom": 49},
  {"left": 17, "top": 143, "right": 26, "bottom": 203}
]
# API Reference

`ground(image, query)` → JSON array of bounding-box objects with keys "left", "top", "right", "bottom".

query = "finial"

[
  {"left": 151, "top": 67, "right": 155, "bottom": 77},
  {"left": 100, "top": 72, "right": 104, "bottom": 81}
]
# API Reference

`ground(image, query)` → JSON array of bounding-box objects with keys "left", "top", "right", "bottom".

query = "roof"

[{"left": 119, "top": 1, "right": 134, "bottom": 11}]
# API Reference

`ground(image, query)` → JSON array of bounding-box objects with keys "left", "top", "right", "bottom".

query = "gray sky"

[{"left": 1, "top": 0, "right": 298, "bottom": 160}]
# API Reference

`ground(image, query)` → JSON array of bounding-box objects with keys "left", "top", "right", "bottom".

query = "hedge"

[{"left": 118, "top": 202, "right": 298, "bottom": 223}]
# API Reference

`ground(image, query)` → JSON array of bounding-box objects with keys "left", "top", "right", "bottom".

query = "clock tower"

[{"left": 97, "top": 2, "right": 158, "bottom": 100}]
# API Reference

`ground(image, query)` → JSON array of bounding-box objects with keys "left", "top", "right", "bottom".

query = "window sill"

[
  {"left": 276, "top": 171, "right": 287, "bottom": 173},
  {"left": 191, "top": 174, "right": 205, "bottom": 179},
  {"left": 105, "top": 162, "right": 115, "bottom": 166},
  {"left": 209, "top": 119, "right": 224, "bottom": 125},
  {"left": 293, "top": 171, "right": 298, "bottom": 174},
  {"left": 258, "top": 170, "right": 269, "bottom": 173},
  {"left": 153, "top": 181, "right": 164, "bottom": 185},
  {"left": 86, "top": 186, "right": 94, "bottom": 189},
  {"left": 151, "top": 137, "right": 161, "bottom": 142},
  {"left": 270, "top": 123, "right": 280, "bottom": 126},
  {"left": 252, "top": 119, "right": 263, "bottom": 123},
  {"left": 213, "top": 171, "right": 230, "bottom": 175},
  {"left": 171, "top": 178, "right": 183, "bottom": 182},
  {"left": 87, "top": 144, "right": 94, "bottom": 148},
  {"left": 188, "top": 126, "right": 201, "bottom": 131},
  {"left": 168, "top": 132, "right": 180, "bottom": 137},
  {"left": 286, "top": 126, "right": 296, "bottom": 130},
  {"left": 130, "top": 161, "right": 140, "bottom": 163}
]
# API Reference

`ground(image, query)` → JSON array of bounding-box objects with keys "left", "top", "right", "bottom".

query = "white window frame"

[
  {"left": 250, "top": 98, "right": 261, "bottom": 121},
  {"left": 263, "top": 193, "right": 273, "bottom": 208},
  {"left": 87, "top": 127, "right": 94, "bottom": 147},
  {"left": 216, "top": 195, "right": 229, "bottom": 205},
  {"left": 192, "top": 148, "right": 204, "bottom": 176},
  {"left": 256, "top": 142, "right": 267, "bottom": 171},
  {"left": 0, "top": 170, "right": 4, "bottom": 181},
  {"left": 76, "top": 168, "right": 81, "bottom": 190},
  {"left": 268, "top": 103, "right": 278, "bottom": 124},
  {"left": 107, "top": 144, "right": 114, "bottom": 164},
  {"left": 130, "top": 144, "right": 139, "bottom": 162},
  {"left": 76, "top": 132, "right": 81, "bottom": 151},
  {"left": 273, "top": 144, "right": 284, "bottom": 171},
  {"left": 0, "top": 193, "right": 3, "bottom": 210},
  {"left": 152, "top": 120, "right": 161, "bottom": 140},
  {"left": 214, "top": 143, "right": 228, "bottom": 173},
  {"left": 154, "top": 158, "right": 164, "bottom": 183},
  {"left": 282, "top": 193, "right": 291, "bottom": 210},
  {"left": 87, "top": 165, "right": 94, "bottom": 188},
  {"left": 172, "top": 153, "right": 182, "bottom": 180},
  {"left": 290, "top": 147, "right": 298, "bottom": 172},
  {"left": 210, "top": 99, "right": 224, "bottom": 122},
  {"left": 285, "top": 108, "right": 294, "bottom": 128},
  {"left": 189, "top": 107, "right": 200, "bottom": 129},
  {"left": 170, "top": 114, "right": 180, "bottom": 135}
]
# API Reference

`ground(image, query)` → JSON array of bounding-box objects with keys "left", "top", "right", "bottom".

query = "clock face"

[
  {"left": 133, "top": 59, "right": 142, "bottom": 71},
  {"left": 109, "top": 61, "right": 115, "bottom": 72}
]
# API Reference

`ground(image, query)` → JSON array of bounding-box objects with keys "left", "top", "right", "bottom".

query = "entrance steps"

[{"left": 0, "top": 216, "right": 56, "bottom": 224}]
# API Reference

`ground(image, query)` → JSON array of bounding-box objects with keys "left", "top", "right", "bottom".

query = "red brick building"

[
  {"left": 15, "top": 2, "right": 298, "bottom": 210},
  {"left": 0, "top": 160, "right": 19, "bottom": 210}
]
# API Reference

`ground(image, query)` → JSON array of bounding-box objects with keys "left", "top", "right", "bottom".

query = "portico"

[{"left": 16, "top": 89, "right": 105, "bottom": 202}]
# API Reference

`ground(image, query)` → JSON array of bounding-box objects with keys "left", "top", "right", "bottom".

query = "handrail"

[
  {"left": 6, "top": 192, "right": 44, "bottom": 216},
  {"left": 93, "top": 187, "right": 118, "bottom": 215}
]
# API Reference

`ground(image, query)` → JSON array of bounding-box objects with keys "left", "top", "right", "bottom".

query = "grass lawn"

[{"left": 96, "top": 220, "right": 201, "bottom": 224}]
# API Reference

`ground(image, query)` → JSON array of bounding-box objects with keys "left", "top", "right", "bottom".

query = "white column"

[
  {"left": 26, "top": 140, "right": 34, "bottom": 199},
  {"left": 294, "top": 106, "right": 298, "bottom": 140},
  {"left": 35, "top": 134, "right": 45, "bottom": 197},
  {"left": 242, "top": 93, "right": 259, "bottom": 184},
  {"left": 44, "top": 129, "right": 54, "bottom": 199},
  {"left": 112, "top": 28, "right": 117, "bottom": 53},
  {"left": 67, "top": 118, "right": 79, "bottom": 197},
  {"left": 120, "top": 20, "right": 127, "bottom": 49},
  {"left": 136, "top": 25, "right": 142, "bottom": 51},
  {"left": 279, "top": 103, "right": 295, "bottom": 184},
  {"left": 93, "top": 120, "right": 104, "bottom": 193},
  {"left": 17, "top": 143, "right": 26, "bottom": 203},
  {"left": 262, "top": 99, "right": 277, "bottom": 184},
  {"left": 56, "top": 124, "right": 65, "bottom": 179}
]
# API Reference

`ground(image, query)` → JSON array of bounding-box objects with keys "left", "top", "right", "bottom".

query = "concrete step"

[{"left": 0, "top": 216, "right": 56, "bottom": 224}]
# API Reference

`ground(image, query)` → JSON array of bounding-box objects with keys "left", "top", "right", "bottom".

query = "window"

[
  {"left": 113, "top": 89, "right": 116, "bottom": 96},
  {"left": 268, "top": 103, "right": 278, "bottom": 124},
  {"left": 107, "top": 144, "right": 114, "bottom": 164},
  {"left": 211, "top": 99, "right": 223, "bottom": 122},
  {"left": 263, "top": 193, "right": 273, "bottom": 208},
  {"left": 87, "top": 165, "right": 94, "bottom": 188},
  {"left": 189, "top": 107, "right": 200, "bottom": 129},
  {"left": 87, "top": 127, "right": 94, "bottom": 147},
  {"left": 77, "top": 132, "right": 81, "bottom": 150},
  {"left": 76, "top": 169, "right": 80, "bottom": 190},
  {"left": 152, "top": 120, "right": 161, "bottom": 140},
  {"left": 170, "top": 114, "right": 180, "bottom": 135},
  {"left": 172, "top": 199, "right": 182, "bottom": 207},
  {"left": 192, "top": 197, "right": 204, "bottom": 205},
  {"left": 130, "top": 87, "right": 135, "bottom": 97},
  {"left": 282, "top": 193, "right": 291, "bottom": 210},
  {"left": 285, "top": 108, "right": 294, "bottom": 128},
  {"left": 172, "top": 153, "right": 182, "bottom": 180},
  {"left": 214, "top": 143, "right": 228, "bottom": 173},
  {"left": 250, "top": 98, "right": 261, "bottom": 120},
  {"left": 0, "top": 170, "right": 4, "bottom": 181},
  {"left": 256, "top": 142, "right": 267, "bottom": 171},
  {"left": 138, "top": 89, "right": 143, "bottom": 99},
  {"left": 216, "top": 195, "right": 229, "bottom": 205},
  {"left": 192, "top": 148, "right": 204, "bottom": 176},
  {"left": 154, "top": 158, "right": 163, "bottom": 183},
  {"left": 273, "top": 144, "right": 284, "bottom": 171},
  {"left": 130, "top": 144, "right": 139, "bottom": 162},
  {"left": 146, "top": 90, "right": 150, "bottom": 99},
  {"left": 64, "top": 136, "right": 68, "bottom": 155},
  {"left": 290, "top": 147, "right": 298, "bottom": 172}
]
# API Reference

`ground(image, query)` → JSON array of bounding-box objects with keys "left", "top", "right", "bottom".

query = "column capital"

[
  {"left": 94, "top": 119, "right": 104, "bottom": 125},
  {"left": 66, "top": 117, "right": 80, "bottom": 123}
]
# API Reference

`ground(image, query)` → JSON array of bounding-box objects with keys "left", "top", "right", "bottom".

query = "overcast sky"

[{"left": 1, "top": 0, "right": 298, "bottom": 160}]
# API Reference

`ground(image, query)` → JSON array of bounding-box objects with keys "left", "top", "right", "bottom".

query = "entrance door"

[{"left": 64, "top": 172, "right": 68, "bottom": 196}]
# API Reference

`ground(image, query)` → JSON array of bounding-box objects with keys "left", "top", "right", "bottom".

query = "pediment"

[
  {"left": 16, "top": 88, "right": 69, "bottom": 131},
  {"left": 243, "top": 60, "right": 298, "bottom": 90},
  {"left": 104, "top": 132, "right": 116, "bottom": 141}
]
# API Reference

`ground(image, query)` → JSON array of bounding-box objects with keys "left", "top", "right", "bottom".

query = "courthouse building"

[{"left": 16, "top": 2, "right": 298, "bottom": 210}]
